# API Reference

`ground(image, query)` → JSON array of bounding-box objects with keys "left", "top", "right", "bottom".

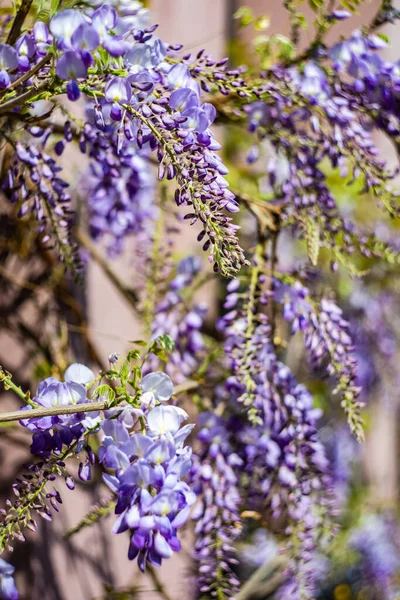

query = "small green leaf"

[
  {"left": 275, "top": 34, "right": 295, "bottom": 61},
  {"left": 308, "top": 0, "right": 323, "bottom": 10},
  {"left": 119, "top": 362, "right": 129, "bottom": 385},
  {"left": 234, "top": 6, "right": 254, "bottom": 27},
  {"left": 149, "top": 334, "right": 175, "bottom": 362},
  {"left": 95, "top": 384, "right": 115, "bottom": 405},
  {"left": 377, "top": 33, "right": 389, "bottom": 44},
  {"left": 297, "top": 13, "right": 308, "bottom": 28},
  {"left": 130, "top": 366, "right": 142, "bottom": 388},
  {"left": 126, "top": 349, "right": 141, "bottom": 362},
  {"left": 129, "top": 340, "right": 147, "bottom": 346},
  {"left": 254, "top": 15, "right": 270, "bottom": 31}
]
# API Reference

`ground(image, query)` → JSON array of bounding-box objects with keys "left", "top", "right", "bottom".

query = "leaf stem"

[{"left": 0, "top": 368, "right": 36, "bottom": 407}]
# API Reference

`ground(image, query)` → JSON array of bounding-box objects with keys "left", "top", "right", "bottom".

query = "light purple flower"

[
  {"left": 141, "top": 372, "right": 173, "bottom": 402},
  {"left": 147, "top": 405, "right": 182, "bottom": 438},
  {"left": 92, "top": 5, "right": 117, "bottom": 40},
  {"left": 33, "top": 22, "right": 52, "bottom": 55},
  {"left": 15, "top": 34, "right": 35, "bottom": 72},
  {"left": 71, "top": 23, "right": 100, "bottom": 52},
  {"left": 56, "top": 51, "right": 87, "bottom": 80},
  {"left": 50, "top": 9, "right": 86, "bottom": 48},
  {"left": 0, "top": 44, "right": 18, "bottom": 89},
  {"left": 65, "top": 363, "right": 95, "bottom": 385},
  {"left": 0, "top": 559, "right": 18, "bottom": 600},
  {"left": 104, "top": 76, "right": 132, "bottom": 104},
  {"left": 169, "top": 88, "right": 198, "bottom": 113},
  {"left": 167, "top": 64, "right": 200, "bottom": 95}
]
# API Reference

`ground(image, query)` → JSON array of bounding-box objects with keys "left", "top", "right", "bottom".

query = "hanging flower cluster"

[
  {"left": 144, "top": 256, "right": 207, "bottom": 382},
  {"left": 20, "top": 363, "right": 100, "bottom": 458},
  {"left": 97, "top": 370, "right": 195, "bottom": 568}
]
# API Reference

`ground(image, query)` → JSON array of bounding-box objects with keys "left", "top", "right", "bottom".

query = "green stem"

[{"left": 0, "top": 368, "right": 36, "bottom": 407}]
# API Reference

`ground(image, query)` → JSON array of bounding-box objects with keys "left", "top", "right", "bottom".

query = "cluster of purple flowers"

[
  {"left": 1, "top": 139, "right": 77, "bottom": 264},
  {"left": 243, "top": 29, "right": 400, "bottom": 267},
  {"left": 81, "top": 123, "right": 154, "bottom": 255},
  {"left": 0, "top": 23, "right": 51, "bottom": 89},
  {"left": 99, "top": 371, "right": 195, "bottom": 569},
  {"left": 190, "top": 413, "right": 242, "bottom": 598},
  {"left": 274, "top": 280, "right": 364, "bottom": 440},
  {"left": 20, "top": 363, "right": 100, "bottom": 460},
  {"left": 0, "top": 0, "right": 250, "bottom": 275},
  {"left": 200, "top": 273, "right": 333, "bottom": 597},
  {"left": 144, "top": 256, "right": 206, "bottom": 383},
  {"left": 50, "top": 6, "right": 132, "bottom": 101}
]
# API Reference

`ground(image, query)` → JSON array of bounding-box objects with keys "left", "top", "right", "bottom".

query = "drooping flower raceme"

[
  {"left": 144, "top": 256, "right": 206, "bottom": 382},
  {"left": 274, "top": 280, "right": 363, "bottom": 440},
  {"left": 99, "top": 372, "right": 195, "bottom": 569}
]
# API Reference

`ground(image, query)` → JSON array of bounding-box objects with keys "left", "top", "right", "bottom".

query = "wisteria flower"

[
  {"left": 50, "top": 9, "right": 86, "bottom": 49},
  {"left": 33, "top": 22, "right": 52, "bottom": 56},
  {"left": 100, "top": 393, "right": 195, "bottom": 570},
  {"left": 0, "top": 559, "right": 18, "bottom": 600},
  {"left": 0, "top": 44, "right": 18, "bottom": 89},
  {"left": 141, "top": 372, "right": 174, "bottom": 402},
  {"left": 56, "top": 51, "right": 87, "bottom": 101},
  {"left": 104, "top": 77, "right": 132, "bottom": 120},
  {"left": 20, "top": 363, "right": 98, "bottom": 457},
  {"left": 15, "top": 34, "right": 35, "bottom": 72}
]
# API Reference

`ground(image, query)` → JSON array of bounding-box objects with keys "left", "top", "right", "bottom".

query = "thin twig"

[
  {"left": 6, "top": 0, "right": 33, "bottom": 46},
  {"left": 0, "top": 367, "right": 35, "bottom": 407},
  {"left": 0, "top": 400, "right": 108, "bottom": 423},
  {"left": 0, "top": 79, "right": 50, "bottom": 115},
  {"left": 0, "top": 53, "right": 51, "bottom": 98},
  {"left": 0, "top": 380, "right": 199, "bottom": 423},
  {"left": 366, "top": 0, "right": 398, "bottom": 33},
  {"left": 147, "top": 564, "right": 174, "bottom": 600}
]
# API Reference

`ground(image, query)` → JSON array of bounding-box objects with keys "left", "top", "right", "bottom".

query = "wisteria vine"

[{"left": 0, "top": 0, "right": 400, "bottom": 599}]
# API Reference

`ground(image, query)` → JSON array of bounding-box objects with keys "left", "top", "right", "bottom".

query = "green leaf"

[
  {"left": 130, "top": 366, "right": 142, "bottom": 388},
  {"left": 233, "top": 6, "right": 254, "bottom": 27},
  {"left": 340, "top": 0, "right": 361, "bottom": 12},
  {"left": 275, "top": 34, "right": 295, "bottom": 61},
  {"left": 129, "top": 340, "right": 147, "bottom": 346},
  {"left": 308, "top": 0, "right": 324, "bottom": 10},
  {"left": 126, "top": 349, "right": 141, "bottom": 362},
  {"left": 377, "top": 33, "right": 389, "bottom": 44},
  {"left": 95, "top": 384, "right": 115, "bottom": 405},
  {"left": 254, "top": 15, "right": 270, "bottom": 31},
  {"left": 149, "top": 334, "right": 175, "bottom": 362},
  {"left": 119, "top": 362, "right": 129, "bottom": 385}
]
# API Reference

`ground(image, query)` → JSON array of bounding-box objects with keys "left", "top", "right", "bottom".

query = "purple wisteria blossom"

[
  {"left": 144, "top": 256, "right": 206, "bottom": 383},
  {"left": 0, "top": 44, "right": 18, "bottom": 89},
  {"left": 274, "top": 280, "right": 363, "bottom": 439},
  {"left": 80, "top": 122, "right": 154, "bottom": 255},
  {"left": 100, "top": 379, "right": 195, "bottom": 569},
  {"left": 190, "top": 413, "right": 242, "bottom": 598},
  {"left": 32, "top": 22, "right": 52, "bottom": 56},
  {"left": 0, "top": 560, "right": 18, "bottom": 600},
  {"left": 20, "top": 363, "right": 99, "bottom": 458}
]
